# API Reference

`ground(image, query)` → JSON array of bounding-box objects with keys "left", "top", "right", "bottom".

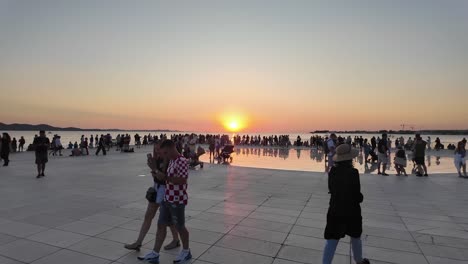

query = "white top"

[{"left": 55, "top": 138, "right": 62, "bottom": 147}]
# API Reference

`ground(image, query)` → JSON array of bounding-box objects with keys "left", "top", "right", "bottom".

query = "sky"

[{"left": 1, "top": 0, "right": 467, "bottom": 132}]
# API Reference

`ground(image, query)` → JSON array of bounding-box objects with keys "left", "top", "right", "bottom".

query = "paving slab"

[{"left": 1, "top": 149, "right": 468, "bottom": 263}]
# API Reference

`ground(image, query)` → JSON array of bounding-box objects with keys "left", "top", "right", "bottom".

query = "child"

[
  {"left": 394, "top": 146, "right": 408, "bottom": 176},
  {"left": 323, "top": 144, "right": 370, "bottom": 264}
]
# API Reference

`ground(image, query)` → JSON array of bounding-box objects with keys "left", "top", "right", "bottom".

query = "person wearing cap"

[
  {"left": 412, "top": 134, "right": 428, "bottom": 176},
  {"left": 322, "top": 144, "right": 370, "bottom": 264}
]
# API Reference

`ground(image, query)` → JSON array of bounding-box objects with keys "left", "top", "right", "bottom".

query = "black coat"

[
  {"left": 1, "top": 138, "right": 10, "bottom": 154},
  {"left": 324, "top": 165, "right": 364, "bottom": 239}
]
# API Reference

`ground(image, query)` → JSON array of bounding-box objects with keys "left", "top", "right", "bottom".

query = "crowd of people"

[
  {"left": 63, "top": 133, "right": 157, "bottom": 157},
  {"left": 1, "top": 131, "right": 466, "bottom": 177},
  {"left": 322, "top": 132, "right": 467, "bottom": 178}
]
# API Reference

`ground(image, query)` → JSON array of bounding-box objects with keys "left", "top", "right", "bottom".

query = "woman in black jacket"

[
  {"left": 1, "top": 133, "right": 11, "bottom": 166},
  {"left": 323, "top": 144, "right": 370, "bottom": 264}
]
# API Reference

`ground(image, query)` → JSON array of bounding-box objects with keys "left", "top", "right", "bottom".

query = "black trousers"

[
  {"left": 1, "top": 152, "right": 9, "bottom": 165},
  {"left": 96, "top": 146, "right": 106, "bottom": 155}
]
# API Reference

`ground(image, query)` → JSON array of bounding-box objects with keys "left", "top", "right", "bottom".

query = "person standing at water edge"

[
  {"left": 370, "top": 136, "right": 377, "bottom": 152},
  {"left": 326, "top": 133, "right": 337, "bottom": 173},
  {"left": 83, "top": 137, "right": 89, "bottom": 155},
  {"left": 454, "top": 141, "right": 467, "bottom": 178},
  {"left": 322, "top": 144, "right": 370, "bottom": 264},
  {"left": 413, "top": 134, "right": 428, "bottom": 177},
  {"left": 139, "top": 139, "right": 191, "bottom": 264},
  {"left": 89, "top": 134, "right": 94, "bottom": 148},
  {"left": 11, "top": 138, "right": 17, "bottom": 153},
  {"left": 1, "top": 133, "right": 11, "bottom": 166},
  {"left": 33, "top": 130, "right": 50, "bottom": 178},
  {"left": 18, "top": 136, "right": 26, "bottom": 152},
  {"left": 377, "top": 133, "right": 389, "bottom": 176},
  {"left": 208, "top": 137, "right": 215, "bottom": 161}
]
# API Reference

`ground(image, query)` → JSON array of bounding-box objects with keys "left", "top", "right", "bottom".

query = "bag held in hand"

[{"left": 145, "top": 187, "right": 156, "bottom": 202}]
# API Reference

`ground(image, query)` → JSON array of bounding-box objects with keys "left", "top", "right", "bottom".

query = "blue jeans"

[{"left": 323, "top": 237, "right": 363, "bottom": 264}]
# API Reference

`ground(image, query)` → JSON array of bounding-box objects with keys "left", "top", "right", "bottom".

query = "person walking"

[
  {"left": 11, "top": 138, "right": 17, "bottom": 153},
  {"left": 95, "top": 135, "right": 107, "bottom": 156},
  {"left": 454, "top": 141, "right": 467, "bottom": 178},
  {"left": 124, "top": 141, "right": 180, "bottom": 251},
  {"left": 1, "top": 133, "right": 11, "bottom": 166},
  {"left": 363, "top": 140, "right": 371, "bottom": 163},
  {"left": 89, "top": 134, "right": 94, "bottom": 148},
  {"left": 412, "top": 134, "right": 428, "bottom": 177},
  {"left": 83, "top": 138, "right": 89, "bottom": 155},
  {"left": 322, "top": 144, "right": 370, "bottom": 264},
  {"left": 54, "top": 136, "right": 63, "bottom": 156},
  {"left": 377, "top": 133, "right": 389, "bottom": 176},
  {"left": 33, "top": 130, "right": 50, "bottom": 178},
  {"left": 138, "top": 139, "right": 191, "bottom": 264}
]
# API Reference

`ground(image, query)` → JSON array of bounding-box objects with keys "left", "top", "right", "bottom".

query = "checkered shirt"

[{"left": 165, "top": 155, "right": 189, "bottom": 205}]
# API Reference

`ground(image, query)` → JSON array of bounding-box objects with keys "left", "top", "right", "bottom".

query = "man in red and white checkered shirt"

[
  {"left": 165, "top": 153, "right": 189, "bottom": 204},
  {"left": 140, "top": 139, "right": 191, "bottom": 264}
]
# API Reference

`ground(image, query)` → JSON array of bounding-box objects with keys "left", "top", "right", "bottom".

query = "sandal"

[
  {"left": 124, "top": 242, "right": 142, "bottom": 251},
  {"left": 164, "top": 240, "right": 181, "bottom": 250}
]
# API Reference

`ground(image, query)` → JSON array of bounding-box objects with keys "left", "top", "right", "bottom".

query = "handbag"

[{"left": 145, "top": 187, "right": 156, "bottom": 202}]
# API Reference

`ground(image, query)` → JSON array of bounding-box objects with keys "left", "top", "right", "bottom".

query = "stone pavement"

[{"left": 1, "top": 150, "right": 468, "bottom": 264}]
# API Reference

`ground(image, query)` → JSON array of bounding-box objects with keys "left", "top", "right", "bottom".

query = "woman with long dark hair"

[
  {"left": 322, "top": 144, "right": 370, "bottom": 264},
  {"left": 124, "top": 140, "right": 180, "bottom": 251}
]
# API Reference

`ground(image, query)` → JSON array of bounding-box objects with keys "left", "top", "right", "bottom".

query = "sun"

[
  {"left": 228, "top": 121, "right": 239, "bottom": 131},
  {"left": 221, "top": 115, "right": 247, "bottom": 132}
]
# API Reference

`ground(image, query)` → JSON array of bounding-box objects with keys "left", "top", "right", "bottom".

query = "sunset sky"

[{"left": 1, "top": 0, "right": 467, "bottom": 132}]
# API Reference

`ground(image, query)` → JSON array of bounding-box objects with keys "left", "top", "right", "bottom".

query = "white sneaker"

[
  {"left": 137, "top": 250, "right": 159, "bottom": 261},
  {"left": 174, "top": 249, "right": 192, "bottom": 263}
]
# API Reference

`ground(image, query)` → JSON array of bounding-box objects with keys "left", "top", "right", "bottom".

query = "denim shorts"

[
  {"left": 155, "top": 185, "right": 165, "bottom": 204},
  {"left": 158, "top": 201, "right": 186, "bottom": 230}
]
